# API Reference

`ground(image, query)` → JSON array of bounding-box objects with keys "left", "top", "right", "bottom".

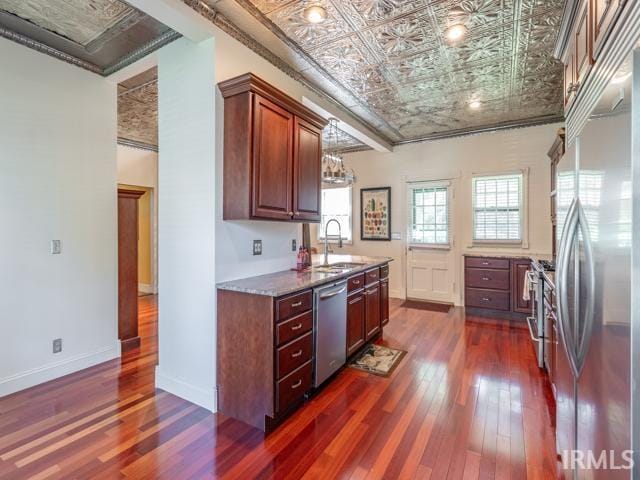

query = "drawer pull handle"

[
  {"left": 353, "top": 280, "right": 360, "bottom": 285},
  {"left": 291, "top": 350, "right": 303, "bottom": 358},
  {"left": 482, "top": 262, "right": 490, "bottom": 265},
  {"left": 482, "top": 277, "right": 490, "bottom": 281},
  {"left": 291, "top": 379, "right": 303, "bottom": 389},
  {"left": 482, "top": 297, "right": 490, "bottom": 302},
  {"left": 291, "top": 323, "right": 303, "bottom": 331},
  {"left": 291, "top": 301, "right": 303, "bottom": 308}
]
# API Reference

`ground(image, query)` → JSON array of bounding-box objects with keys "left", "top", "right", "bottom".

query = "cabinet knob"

[
  {"left": 482, "top": 297, "right": 490, "bottom": 302},
  {"left": 288, "top": 211, "right": 294, "bottom": 216},
  {"left": 295, "top": 211, "right": 300, "bottom": 215}
]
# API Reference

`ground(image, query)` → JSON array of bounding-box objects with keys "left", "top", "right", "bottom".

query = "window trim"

[
  {"left": 406, "top": 180, "right": 452, "bottom": 250},
  {"left": 471, "top": 170, "right": 528, "bottom": 247},
  {"left": 318, "top": 185, "right": 353, "bottom": 244}
]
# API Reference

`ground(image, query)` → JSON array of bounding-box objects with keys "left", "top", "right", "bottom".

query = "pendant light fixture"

[{"left": 322, "top": 118, "right": 355, "bottom": 185}]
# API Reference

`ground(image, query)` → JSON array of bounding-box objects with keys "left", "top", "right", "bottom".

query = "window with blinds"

[
  {"left": 318, "top": 186, "right": 352, "bottom": 242},
  {"left": 408, "top": 182, "right": 450, "bottom": 246},
  {"left": 473, "top": 174, "right": 523, "bottom": 242}
]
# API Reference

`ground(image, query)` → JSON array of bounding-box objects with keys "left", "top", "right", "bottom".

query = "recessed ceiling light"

[
  {"left": 303, "top": 5, "right": 327, "bottom": 24},
  {"left": 468, "top": 100, "right": 482, "bottom": 110},
  {"left": 445, "top": 24, "right": 468, "bottom": 42}
]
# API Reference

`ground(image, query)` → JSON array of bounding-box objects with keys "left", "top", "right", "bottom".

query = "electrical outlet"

[
  {"left": 53, "top": 338, "right": 62, "bottom": 354},
  {"left": 292, "top": 239, "right": 297, "bottom": 251},
  {"left": 253, "top": 239, "right": 262, "bottom": 256},
  {"left": 50, "top": 240, "right": 61, "bottom": 254}
]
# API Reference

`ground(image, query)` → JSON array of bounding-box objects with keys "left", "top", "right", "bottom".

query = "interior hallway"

[{"left": 0, "top": 297, "right": 557, "bottom": 479}]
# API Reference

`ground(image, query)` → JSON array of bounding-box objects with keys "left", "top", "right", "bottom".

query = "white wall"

[
  {"left": 213, "top": 26, "right": 302, "bottom": 283},
  {"left": 117, "top": 145, "right": 158, "bottom": 291},
  {"left": 0, "top": 38, "right": 118, "bottom": 396},
  {"left": 312, "top": 124, "right": 559, "bottom": 303},
  {"left": 156, "top": 37, "right": 217, "bottom": 411}
]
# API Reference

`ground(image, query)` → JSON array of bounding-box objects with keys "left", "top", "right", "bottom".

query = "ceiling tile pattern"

[
  {"left": 240, "top": 0, "right": 564, "bottom": 142},
  {"left": 1, "top": 0, "right": 133, "bottom": 46}
]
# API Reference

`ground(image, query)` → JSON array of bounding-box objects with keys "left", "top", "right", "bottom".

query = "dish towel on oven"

[{"left": 522, "top": 270, "right": 531, "bottom": 301}]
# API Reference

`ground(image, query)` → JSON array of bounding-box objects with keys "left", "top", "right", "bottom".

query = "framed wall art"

[{"left": 360, "top": 187, "right": 391, "bottom": 241}]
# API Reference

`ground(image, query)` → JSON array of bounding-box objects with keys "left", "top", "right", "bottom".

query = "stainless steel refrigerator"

[{"left": 555, "top": 53, "right": 635, "bottom": 479}]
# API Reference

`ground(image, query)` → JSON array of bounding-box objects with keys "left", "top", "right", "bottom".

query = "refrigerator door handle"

[
  {"left": 557, "top": 198, "right": 581, "bottom": 378},
  {"left": 575, "top": 202, "right": 596, "bottom": 376}
]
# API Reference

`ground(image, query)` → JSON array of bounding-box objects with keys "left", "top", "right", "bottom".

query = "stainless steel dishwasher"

[{"left": 313, "top": 280, "right": 347, "bottom": 387}]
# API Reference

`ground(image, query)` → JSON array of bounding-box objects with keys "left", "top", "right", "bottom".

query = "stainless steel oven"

[{"left": 526, "top": 263, "right": 545, "bottom": 368}]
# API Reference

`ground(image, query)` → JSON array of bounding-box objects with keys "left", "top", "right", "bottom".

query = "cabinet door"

[
  {"left": 365, "top": 284, "right": 381, "bottom": 341},
  {"left": 347, "top": 292, "right": 365, "bottom": 357},
  {"left": 292, "top": 117, "right": 322, "bottom": 222},
  {"left": 592, "top": 0, "right": 623, "bottom": 57},
  {"left": 563, "top": 44, "right": 576, "bottom": 110},
  {"left": 511, "top": 259, "right": 531, "bottom": 314},
  {"left": 252, "top": 94, "right": 293, "bottom": 220},
  {"left": 380, "top": 278, "right": 389, "bottom": 327},
  {"left": 575, "top": 0, "right": 592, "bottom": 86}
]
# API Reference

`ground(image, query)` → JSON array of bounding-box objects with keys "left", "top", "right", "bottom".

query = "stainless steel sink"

[{"left": 313, "top": 262, "right": 365, "bottom": 273}]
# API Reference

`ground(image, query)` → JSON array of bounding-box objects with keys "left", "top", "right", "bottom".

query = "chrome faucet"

[{"left": 323, "top": 218, "right": 343, "bottom": 266}]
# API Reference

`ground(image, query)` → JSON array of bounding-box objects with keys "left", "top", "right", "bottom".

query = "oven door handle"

[{"left": 526, "top": 316, "right": 542, "bottom": 343}]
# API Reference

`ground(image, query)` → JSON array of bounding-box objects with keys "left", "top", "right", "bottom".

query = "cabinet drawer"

[
  {"left": 276, "top": 290, "right": 312, "bottom": 322},
  {"left": 277, "top": 331, "right": 313, "bottom": 379},
  {"left": 380, "top": 264, "right": 389, "bottom": 280},
  {"left": 348, "top": 273, "right": 365, "bottom": 292},
  {"left": 465, "top": 288, "right": 510, "bottom": 311},
  {"left": 276, "top": 310, "right": 313, "bottom": 347},
  {"left": 465, "top": 257, "right": 509, "bottom": 270},
  {"left": 465, "top": 268, "right": 510, "bottom": 290},
  {"left": 365, "top": 267, "right": 380, "bottom": 286},
  {"left": 277, "top": 361, "right": 312, "bottom": 413}
]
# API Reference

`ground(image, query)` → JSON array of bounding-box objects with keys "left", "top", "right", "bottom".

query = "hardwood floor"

[{"left": 0, "top": 297, "right": 558, "bottom": 479}]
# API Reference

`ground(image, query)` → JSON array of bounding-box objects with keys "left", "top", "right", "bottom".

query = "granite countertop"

[{"left": 216, "top": 254, "right": 392, "bottom": 297}]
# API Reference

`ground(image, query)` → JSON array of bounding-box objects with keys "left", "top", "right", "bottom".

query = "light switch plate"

[
  {"left": 292, "top": 239, "right": 297, "bottom": 251},
  {"left": 53, "top": 338, "right": 62, "bottom": 354},
  {"left": 391, "top": 232, "right": 402, "bottom": 240},
  {"left": 50, "top": 240, "right": 61, "bottom": 254},
  {"left": 253, "top": 239, "right": 262, "bottom": 256}
]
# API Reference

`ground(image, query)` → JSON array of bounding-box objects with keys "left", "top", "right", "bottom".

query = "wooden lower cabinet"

[
  {"left": 347, "top": 290, "right": 365, "bottom": 357},
  {"left": 380, "top": 278, "right": 389, "bottom": 326},
  {"left": 365, "top": 283, "right": 381, "bottom": 341},
  {"left": 217, "top": 262, "right": 390, "bottom": 431}
]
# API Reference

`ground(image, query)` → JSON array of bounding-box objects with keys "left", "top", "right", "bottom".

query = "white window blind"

[
  {"left": 473, "top": 173, "right": 523, "bottom": 242},
  {"left": 318, "top": 186, "right": 352, "bottom": 242},
  {"left": 407, "top": 182, "right": 450, "bottom": 246}
]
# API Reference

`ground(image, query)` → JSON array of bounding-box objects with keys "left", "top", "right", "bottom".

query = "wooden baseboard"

[{"left": 120, "top": 336, "right": 141, "bottom": 352}]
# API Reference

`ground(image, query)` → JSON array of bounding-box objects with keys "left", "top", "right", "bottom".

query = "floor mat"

[
  {"left": 348, "top": 344, "right": 407, "bottom": 377},
  {"left": 401, "top": 300, "right": 452, "bottom": 313}
]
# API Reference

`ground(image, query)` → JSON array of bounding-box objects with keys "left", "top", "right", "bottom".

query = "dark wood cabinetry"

[
  {"left": 365, "top": 283, "right": 381, "bottom": 341},
  {"left": 548, "top": 129, "right": 565, "bottom": 258},
  {"left": 511, "top": 258, "right": 532, "bottom": 314},
  {"left": 380, "top": 278, "right": 389, "bottom": 327},
  {"left": 217, "top": 261, "right": 390, "bottom": 431},
  {"left": 561, "top": 0, "right": 626, "bottom": 112},
  {"left": 347, "top": 290, "right": 365, "bottom": 357},
  {"left": 464, "top": 256, "right": 530, "bottom": 319},
  {"left": 219, "top": 73, "right": 327, "bottom": 223}
]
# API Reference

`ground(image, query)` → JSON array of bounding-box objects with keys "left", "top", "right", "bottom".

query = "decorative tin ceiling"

[
  {"left": 200, "top": 0, "right": 564, "bottom": 144},
  {"left": 0, "top": 0, "right": 178, "bottom": 75},
  {"left": 117, "top": 67, "right": 366, "bottom": 152},
  {"left": 118, "top": 67, "right": 158, "bottom": 149}
]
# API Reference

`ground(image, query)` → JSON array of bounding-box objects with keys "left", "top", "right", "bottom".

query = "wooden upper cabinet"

[
  {"left": 575, "top": 0, "right": 593, "bottom": 86},
  {"left": 592, "top": 0, "right": 624, "bottom": 57},
  {"left": 563, "top": 40, "right": 576, "bottom": 110},
  {"left": 252, "top": 95, "right": 294, "bottom": 220},
  {"left": 293, "top": 117, "right": 322, "bottom": 222},
  {"left": 219, "top": 73, "right": 327, "bottom": 222}
]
